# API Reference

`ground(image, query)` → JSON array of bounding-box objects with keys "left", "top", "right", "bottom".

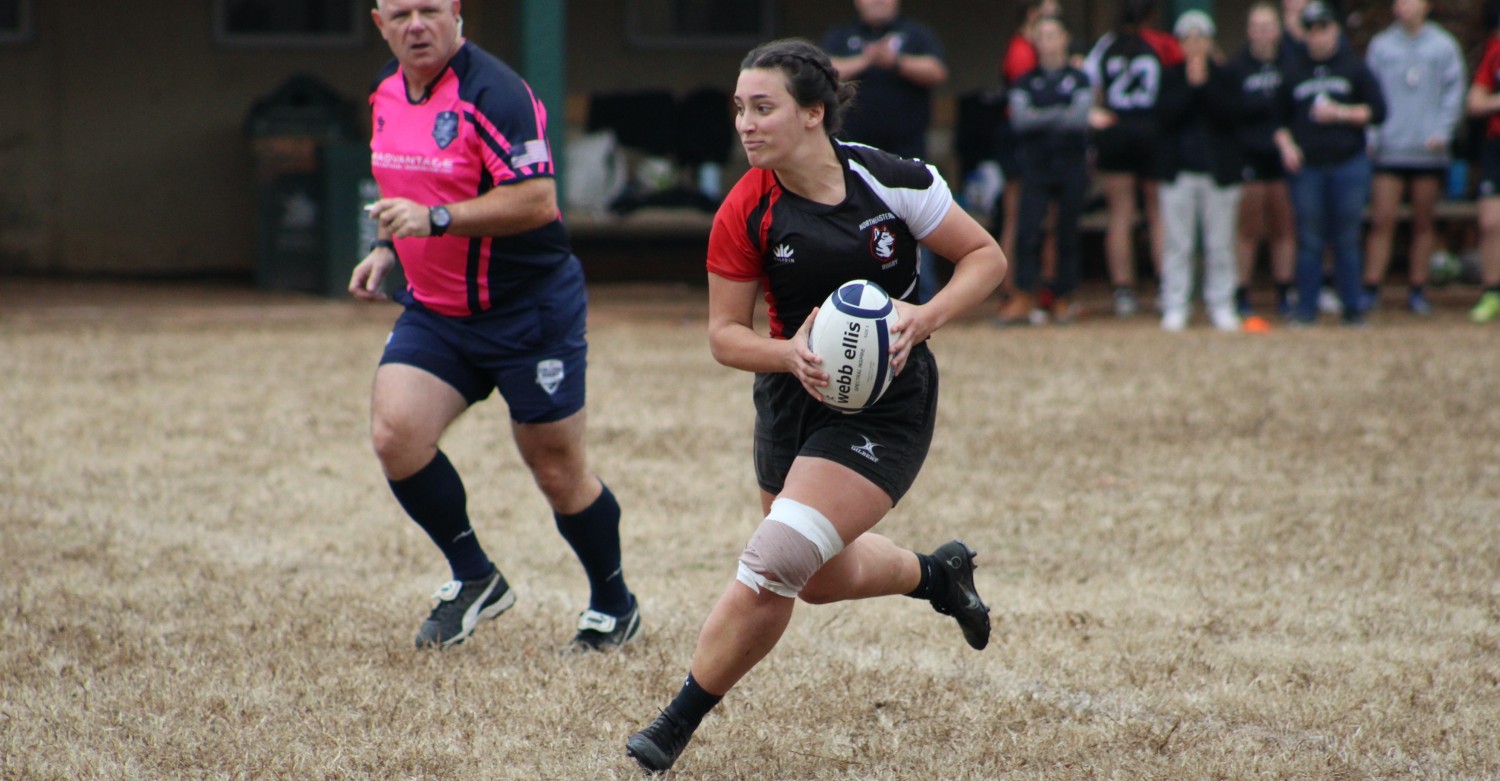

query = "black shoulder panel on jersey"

[
  {"left": 371, "top": 58, "right": 400, "bottom": 97},
  {"left": 840, "top": 144, "right": 935, "bottom": 191},
  {"left": 744, "top": 190, "right": 775, "bottom": 254}
]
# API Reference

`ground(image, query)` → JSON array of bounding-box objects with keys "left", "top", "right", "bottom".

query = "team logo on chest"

[
  {"left": 870, "top": 224, "right": 897, "bottom": 266},
  {"left": 433, "top": 111, "right": 459, "bottom": 149}
]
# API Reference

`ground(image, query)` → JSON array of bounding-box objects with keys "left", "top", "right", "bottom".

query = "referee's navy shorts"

[
  {"left": 380, "top": 257, "right": 589, "bottom": 424},
  {"left": 752, "top": 343, "right": 938, "bottom": 505}
]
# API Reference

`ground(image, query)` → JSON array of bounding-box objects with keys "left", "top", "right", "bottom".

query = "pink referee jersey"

[{"left": 370, "top": 41, "right": 573, "bottom": 317}]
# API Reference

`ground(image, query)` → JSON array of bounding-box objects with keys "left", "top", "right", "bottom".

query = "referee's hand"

[{"left": 367, "top": 198, "right": 432, "bottom": 239}]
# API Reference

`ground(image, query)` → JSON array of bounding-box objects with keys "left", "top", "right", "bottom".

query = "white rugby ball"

[{"left": 807, "top": 279, "right": 900, "bottom": 412}]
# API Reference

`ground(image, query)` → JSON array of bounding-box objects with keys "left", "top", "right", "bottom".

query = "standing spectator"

[
  {"left": 1156, "top": 10, "right": 1245, "bottom": 332},
  {"left": 997, "top": 15, "right": 1100, "bottom": 325},
  {"left": 1363, "top": 0, "right": 1466, "bottom": 316},
  {"left": 1465, "top": 1, "right": 1500, "bottom": 323},
  {"left": 1224, "top": 2, "right": 1298, "bottom": 318},
  {"left": 625, "top": 38, "right": 1003, "bottom": 774},
  {"left": 1085, "top": 0, "right": 1183, "bottom": 317},
  {"left": 351, "top": 0, "right": 639, "bottom": 651},
  {"left": 994, "top": 0, "right": 1063, "bottom": 311},
  {"left": 822, "top": 0, "right": 949, "bottom": 302},
  {"left": 1274, "top": 1, "right": 1388, "bottom": 326}
]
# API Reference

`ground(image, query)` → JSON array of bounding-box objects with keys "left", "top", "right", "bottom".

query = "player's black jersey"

[
  {"left": 707, "top": 141, "right": 953, "bottom": 339},
  {"left": 1084, "top": 32, "right": 1166, "bottom": 121},
  {"left": 1222, "top": 49, "right": 1285, "bottom": 157}
]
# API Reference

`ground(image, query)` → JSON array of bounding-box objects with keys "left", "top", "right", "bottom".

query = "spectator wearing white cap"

[{"left": 1156, "top": 10, "right": 1245, "bottom": 331}]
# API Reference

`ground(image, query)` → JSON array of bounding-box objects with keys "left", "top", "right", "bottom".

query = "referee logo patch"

[
  {"left": 536, "top": 359, "right": 565, "bottom": 395},
  {"left": 433, "top": 111, "right": 459, "bottom": 149}
]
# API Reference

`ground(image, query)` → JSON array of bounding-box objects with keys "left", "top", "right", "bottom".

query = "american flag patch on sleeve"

[{"left": 510, "top": 139, "right": 551, "bottom": 169}]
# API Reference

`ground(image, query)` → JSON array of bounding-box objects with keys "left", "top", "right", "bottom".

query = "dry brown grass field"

[{"left": 2, "top": 279, "right": 1498, "bottom": 780}]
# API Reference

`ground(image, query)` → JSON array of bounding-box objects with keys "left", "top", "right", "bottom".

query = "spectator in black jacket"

[
  {"left": 995, "top": 15, "right": 1101, "bottom": 325},
  {"left": 1156, "top": 10, "right": 1245, "bottom": 331},
  {"left": 1274, "top": 1, "right": 1387, "bottom": 326},
  {"left": 1224, "top": 2, "right": 1297, "bottom": 318}
]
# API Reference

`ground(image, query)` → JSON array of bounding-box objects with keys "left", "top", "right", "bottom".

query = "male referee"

[{"left": 349, "top": 0, "right": 639, "bottom": 652}]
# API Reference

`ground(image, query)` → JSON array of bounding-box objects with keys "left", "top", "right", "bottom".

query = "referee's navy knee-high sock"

[
  {"left": 388, "top": 450, "right": 494, "bottom": 582},
  {"left": 555, "top": 483, "right": 632, "bottom": 615}
]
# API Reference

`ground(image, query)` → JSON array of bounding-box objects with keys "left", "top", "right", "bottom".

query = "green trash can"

[{"left": 247, "top": 74, "right": 384, "bottom": 297}]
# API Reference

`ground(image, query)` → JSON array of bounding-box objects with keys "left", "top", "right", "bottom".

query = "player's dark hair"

[
  {"left": 740, "top": 38, "right": 858, "bottom": 136},
  {"left": 1118, "top": 0, "right": 1158, "bottom": 30}
]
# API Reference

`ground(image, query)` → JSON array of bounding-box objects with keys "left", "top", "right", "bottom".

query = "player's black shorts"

[
  {"left": 752, "top": 343, "right": 937, "bottom": 505},
  {"left": 1239, "top": 149, "right": 1285, "bottom": 183},
  {"left": 1373, "top": 164, "right": 1445, "bottom": 179},
  {"left": 1481, "top": 139, "right": 1500, "bottom": 199},
  {"left": 380, "top": 257, "right": 589, "bottom": 424},
  {"left": 1092, "top": 120, "right": 1161, "bottom": 178}
]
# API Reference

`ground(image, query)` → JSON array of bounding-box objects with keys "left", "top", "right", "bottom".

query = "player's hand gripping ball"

[{"left": 807, "top": 279, "right": 900, "bottom": 413}]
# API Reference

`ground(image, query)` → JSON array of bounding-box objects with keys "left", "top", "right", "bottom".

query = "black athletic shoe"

[
  {"left": 413, "top": 569, "right": 516, "bottom": 649},
  {"left": 627, "top": 710, "right": 696, "bottom": 774},
  {"left": 929, "top": 540, "right": 991, "bottom": 651},
  {"left": 567, "top": 596, "right": 641, "bottom": 653}
]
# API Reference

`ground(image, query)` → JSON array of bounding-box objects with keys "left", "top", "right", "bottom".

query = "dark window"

[
  {"left": 215, "top": 0, "right": 365, "bottom": 47},
  {"left": 0, "top": 0, "right": 34, "bottom": 44},
  {"left": 628, "top": 0, "right": 775, "bottom": 50}
]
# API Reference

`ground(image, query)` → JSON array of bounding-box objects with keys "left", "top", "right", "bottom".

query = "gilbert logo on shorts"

[
  {"left": 536, "top": 359, "right": 565, "bottom": 396},
  {"left": 851, "top": 435, "right": 882, "bottom": 463}
]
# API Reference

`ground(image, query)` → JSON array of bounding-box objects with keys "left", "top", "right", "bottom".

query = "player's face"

[
  {"left": 1033, "top": 20, "right": 1068, "bottom": 62},
  {"left": 1393, "top": 0, "right": 1428, "bottom": 26},
  {"left": 854, "top": 0, "right": 899, "bottom": 26},
  {"left": 734, "top": 68, "right": 820, "bottom": 170},
  {"left": 1247, "top": 8, "right": 1282, "bottom": 53},
  {"left": 1305, "top": 20, "right": 1339, "bottom": 57},
  {"left": 373, "top": 0, "right": 463, "bottom": 76}
]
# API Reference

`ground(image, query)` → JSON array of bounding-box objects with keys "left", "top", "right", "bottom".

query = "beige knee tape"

[{"left": 735, "top": 498, "right": 845, "bottom": 598}]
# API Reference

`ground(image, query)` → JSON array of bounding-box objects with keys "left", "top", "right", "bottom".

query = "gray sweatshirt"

[{"left": 1366, "top": 21, "right": 1466, "bottom": 168}]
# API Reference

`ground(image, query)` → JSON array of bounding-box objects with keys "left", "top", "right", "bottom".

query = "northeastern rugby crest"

[
  {"left": 870, "top": 224, "right": 896, "bottom": 261},
  {"left": 432, "top": 111, "right": 459, "bottom": 149}
]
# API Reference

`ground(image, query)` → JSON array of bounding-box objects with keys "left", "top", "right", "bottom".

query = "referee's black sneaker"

[
  {"left": 929, "top": 540, "right": 991, "bottom": 651},
  {"left": 627, "top": 710, "right": 696, "bottom": 774},
  {"left": 414, "top": 569, "right": 516, "bottom": 649},
  {"left": 567, "top": 595, "right": 641, "bottom": 653}
]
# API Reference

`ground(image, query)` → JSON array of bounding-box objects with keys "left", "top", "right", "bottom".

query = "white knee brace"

[{"left": 736, "top": 498, "right": 845, "bottom": 598}]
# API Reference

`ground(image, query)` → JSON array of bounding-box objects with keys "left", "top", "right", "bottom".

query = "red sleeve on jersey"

[
  {"left": 1476, "top": 38, "right": 1500, "bottom": 90},
  {"left": 1141, "top": 28, "right": 1184, "bottom": 67},
  {"left": 1002, "top": 35, "right": 1037, "bottom": 84},
  {"left": 707, "top": 169, "right": 777, "bottom": 282}
]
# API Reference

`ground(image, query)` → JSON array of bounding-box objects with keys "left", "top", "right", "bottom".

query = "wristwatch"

[
  {"left": 428, "top": 205, "right": 452, "bottom": 237},
  {"left": 369, "top": 238, "right": 396, "bottom": 252}
]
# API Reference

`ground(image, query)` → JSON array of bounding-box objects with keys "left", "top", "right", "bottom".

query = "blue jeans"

[{"left": 1288, "top": 154, "right": 1371, "bottom": 322}]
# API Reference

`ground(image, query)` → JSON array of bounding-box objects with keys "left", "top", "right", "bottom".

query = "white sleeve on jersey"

[{"left": 847, "top": 159, "right": 955, "bottom": 241}]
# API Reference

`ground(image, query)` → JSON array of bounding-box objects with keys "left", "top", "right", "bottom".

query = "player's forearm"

[
  {"left": 708, "top": 320, "right": 795, "bottom": 374},
  {"left": 895, "top": 55, "right": 947, "bottom": 88},
  {"left": 925, "top": 245, "right": 1006, "bottom": 330},
  {"left": 446, "top": 178, "right": 559, "bottom": 238}
]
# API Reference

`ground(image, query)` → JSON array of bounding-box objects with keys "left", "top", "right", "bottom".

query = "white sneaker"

[
  {"left": 1318, "top": 286, "right": 1342, "bottom": 315},
  {"left": 1210, "top": 308, "right": 1241, "bottom": 332},
  {"left": 1161, "top": 310, "right": 1188, "bottom": 332}
]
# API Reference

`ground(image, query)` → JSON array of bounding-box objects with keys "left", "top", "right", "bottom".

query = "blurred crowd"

[{"left": 836, "top": 0, "right": 1500, "bottom": 329}]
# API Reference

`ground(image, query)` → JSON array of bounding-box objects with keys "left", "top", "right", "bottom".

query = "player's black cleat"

[
  {"left": 567, "top": 596, "right": 641, "bottom": 653},
  {"left": 627, "top": 710, "right": 697, "bottom": 774},
  {"left": 414, "top": 569, "right": 516, "bottom": 649},
  {"left": 928, "top": 540, "right": 991, "bottom": 650}
]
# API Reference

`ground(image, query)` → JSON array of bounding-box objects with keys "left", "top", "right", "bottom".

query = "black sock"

[
  {"left": 905, "top": 552, "right": 948, "bottom": 601},
  {"left": 665, "top": 673, "right": 723, "bottom": 729},
  {"left": 389, "top": 451, "right": 493, "bottom": 582},
  {"left": 1489, "top": 285, "right": 1500, "bottom": 295},
  {"left": 555, "top": 484, "right": 632, "bottom": 615},
  {"left": 1410, "top": 284, "right": 1425, "bottom": 296},
  {"left": 1364, "top": 283, "right": 1379, "bottom": 295},
  {"left": 1275, "top": 282, "right": 1291, "bottom": 300}
]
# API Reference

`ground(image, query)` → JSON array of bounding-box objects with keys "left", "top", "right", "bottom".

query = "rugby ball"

[{"left": 807, "top": 280, "right": 900, "bottom": 412}]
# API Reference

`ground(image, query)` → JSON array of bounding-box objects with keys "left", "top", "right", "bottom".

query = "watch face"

[{"left": 432, "top": 206, "right": 451, "bottom": 227}]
